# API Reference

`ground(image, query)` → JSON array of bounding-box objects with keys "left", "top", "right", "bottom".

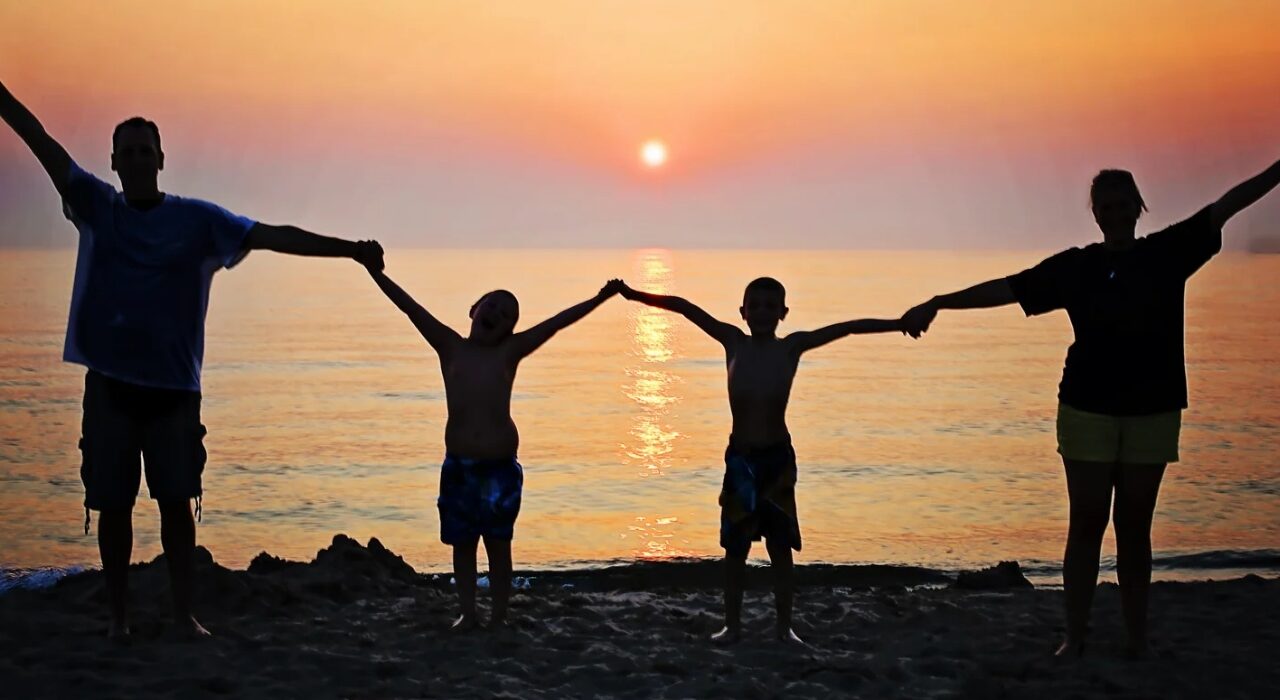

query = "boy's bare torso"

[
  {"left": 726, "top": 334, "right": 799, "bottom": 450},
  {"left": 441, "top": 340, "right": 520, "bottom": 459}
]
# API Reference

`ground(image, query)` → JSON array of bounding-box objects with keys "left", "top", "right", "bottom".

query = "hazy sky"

[{"left": 2, "top": 1, "right": 1278, "bottom": 249}]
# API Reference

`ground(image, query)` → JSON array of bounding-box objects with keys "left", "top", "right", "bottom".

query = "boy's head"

[
  {"left": 469, "top": 289, "right": 520, "bottom": 342},
  {"left": 740, "top": 277, "right": 788, "bottom": 335}
]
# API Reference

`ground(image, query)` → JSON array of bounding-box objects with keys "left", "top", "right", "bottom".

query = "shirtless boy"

[
  {"left": 618, "top": 277, "right": 908, "bottom": 643},
  {"left": 367, "top": 265, "right": 622, "bottom": 628}
]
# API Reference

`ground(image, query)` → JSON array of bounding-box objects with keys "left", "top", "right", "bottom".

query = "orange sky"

[{"left": 2, "top": 1, "right": 1279, "bottom": 247}]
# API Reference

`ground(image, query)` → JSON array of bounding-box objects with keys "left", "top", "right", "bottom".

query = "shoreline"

[{"left": 5, "top": 542, "right": 1279, "bottom": 595}]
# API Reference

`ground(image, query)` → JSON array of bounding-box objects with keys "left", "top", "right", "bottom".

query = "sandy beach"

[{"left": 1, "top": 535, "right": 1276, "bottom": 699}]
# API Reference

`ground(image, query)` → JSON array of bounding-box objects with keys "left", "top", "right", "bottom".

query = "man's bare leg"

[
  {"left": 712, "top": 553, "right": 747, "bottom": 643},
  {"left": 97, "top": 507, "right": 133, "bottom": 639},
  {"left": 766, "top": 537, "right": 803, "bottom": 644},
  {"left": 1056, "top": 459, "right": 1115, "bottom": 657},
  {"left": 483, "top": 536, "right": 513, "bottom": 627},
  {"left": 158, "top": 499, "right": 209, "bottom": 637},
  {"left": 451, "top": 541, "right": 480, "bottom": 630}
]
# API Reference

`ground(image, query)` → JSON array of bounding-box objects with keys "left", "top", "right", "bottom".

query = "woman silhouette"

[{"left": 902, "top": 158, "right": 1280, "bottom": 657}]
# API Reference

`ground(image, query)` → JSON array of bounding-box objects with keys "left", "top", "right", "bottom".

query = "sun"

[{"left": 640, "top": 140, "right": 667, "bottom": 168}]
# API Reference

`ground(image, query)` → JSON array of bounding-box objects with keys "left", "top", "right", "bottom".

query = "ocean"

[{"left": 1, "top": 248, "right": 1277, "bottom": 585}]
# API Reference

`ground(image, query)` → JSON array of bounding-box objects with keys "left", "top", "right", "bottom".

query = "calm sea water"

[{"left": 1, "top": 249, "right": 1277, "bottom": 580}]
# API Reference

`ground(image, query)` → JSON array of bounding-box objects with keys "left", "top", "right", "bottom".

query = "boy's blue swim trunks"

[
  {"left": 719, "top": 441, "right": 802, "bottom": 558},
  {"left": 437, "top": 454, "right": 523, "bottom": 545}
]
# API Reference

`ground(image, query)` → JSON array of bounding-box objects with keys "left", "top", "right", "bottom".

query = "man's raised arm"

[
  {"left": 0, "top": 79, "right": 72, "bottom": 195},
  {"left": 244, "top": 223, "right": 382, "bottom": 264}
]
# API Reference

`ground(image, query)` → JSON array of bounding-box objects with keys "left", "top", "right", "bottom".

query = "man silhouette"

[{"left": 1, "top": 79, "right": 383, "bottom": 638}]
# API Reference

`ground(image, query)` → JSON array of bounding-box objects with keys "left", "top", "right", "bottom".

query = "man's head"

[
  {"left": 739, "top": 277, "right": 788, "bottom": 336},
  {"left": 111, "top": 117, "right": 164, "bottom": 192},
  {"left": 469, "top": 289, "right": 520, "bottom": 343}
]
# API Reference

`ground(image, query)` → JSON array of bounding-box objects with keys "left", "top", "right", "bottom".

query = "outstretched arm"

[
  {"left": 901, "top": 278, "right": 1016, "bottom": 337},
  {"left": 0, "top": 79, "right": 72, "bottom": 195},
  {"left": 367, "top": 267, "right": 461, "bottom": 353},
  {"left": 245, "top": 223, "right": 382, "bottom": 265},
  {"left": 788, "top": 318, "right": 906, "bottom": 354},
  {"left": 1210, "top": 158, "right": 1280, "bottom": 230},
  {"left": 618, "top": 282, "right": 741, "bottom": 346},
  {"left": 508, "top": 280, "right": 621, "bottom": 359}
]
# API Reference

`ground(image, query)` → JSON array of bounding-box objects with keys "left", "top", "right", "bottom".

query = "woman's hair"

[{"left": 1090, "top": 169, "right": 1149, "bottom": 215}]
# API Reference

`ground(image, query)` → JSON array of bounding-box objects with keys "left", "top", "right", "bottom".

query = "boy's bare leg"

[
  {"left": 712, "top": 553, "right": 746, "bottom": 643},
  {"left": 97, "top": 508, "right": 133, "bottom": 639},
  {"left": 483, "top": 536, "right": 513, "bottom": 627},
  {"left": 159, "top": 499, "right": 210, "bottom": 637},
  {"left": 452, "top": 541, "right": 480, "bottom": 630},
  {"left": 765, "top": 536, "right": 803, "bottom": 644}
]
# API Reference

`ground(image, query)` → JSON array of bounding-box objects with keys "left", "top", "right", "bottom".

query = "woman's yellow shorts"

[{"left": 1056, "top": 403, "right": 1182, "bottom": 464}]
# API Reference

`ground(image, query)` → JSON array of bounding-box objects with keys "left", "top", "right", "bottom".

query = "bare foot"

[
  {"left": 174, "top": 615, "right": 212, "bottom": 639},
  {"left": 450, "top": 614, "right": 480, "bottom": 632},
  {"left": 777, "top": 628, "right": 806, "bottom": 646},
  {"left": 711, "top": 626, "right": 741, "bottom": 645},
  {"left": 1053, "top": 637, "right": 1085, "bottom": 658}
]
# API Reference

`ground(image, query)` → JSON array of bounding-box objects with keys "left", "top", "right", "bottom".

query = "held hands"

[
  {"left": 600, "top": 278, "right": 626, "bottom": 299},
  {"left": 354, "top": 240, "right": 385, "bottom": 272},
  {"left": 610, "top": 280, "right": 638, "bottom": 300},
  {"left": 899, "top": 300, "right": 938, "bottom": 339}
]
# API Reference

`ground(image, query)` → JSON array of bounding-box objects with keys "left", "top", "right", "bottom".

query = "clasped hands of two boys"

[{"left": 347, "top": 239, "right": 939, "bottom": 338}]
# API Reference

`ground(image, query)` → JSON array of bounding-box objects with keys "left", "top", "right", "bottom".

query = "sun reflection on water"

[
  {"left": 628, "top": 515, "right": 690, "bottom": 560},
  {"left": 623, "top": 250, "right": 680, "bottom": 475},
  {"left": 619, "top": 250, "right": 691, "bottom": 559}
]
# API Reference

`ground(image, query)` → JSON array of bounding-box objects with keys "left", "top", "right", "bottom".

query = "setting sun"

[{"left": 640, "top": 140, "right": 667, "bottom": 168}]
